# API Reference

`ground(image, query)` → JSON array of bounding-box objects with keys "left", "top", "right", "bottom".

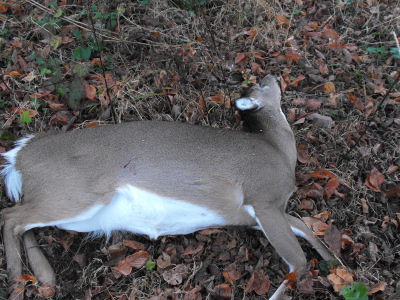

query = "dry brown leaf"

[
  {"left": 235, "top": 52, "right": 246, "bottom": 64},
  {"left": 73, "top": 254, "right": 86, "bottom": 269},
  {"left": 367, "top": 281, "right": 387, "bottom": 295},
  {"left": 222, "top": 269, "right": 241, "bottom": 284},
  {"left": 112, "top": 260, "right": 132, "bottom": 276},
  {"left": 366, "top": 167, "right": 384, "bottom": 192},
  {"left": 306, "top": 99, "right": 321, "bottom": 111},
  {"left": 324, "top": 222, "right": 342, "bottom": 256},
  {"left": 214, "top": 283, "right": 231, "bottom": 298},
  {"left": 157, "top": 252, "right": 171, "bottom": 269},
  {"left": 123, "top": 240, "right": 147, "bottom": 250},
  {"left": 276, "top": 15, "right": 290, "bottom": 26},
  {"left": 386, "top": 165, "right": 399, "bottom": 175},
  {"left": 283, "top": 271, "right": 298, "bottom": 290},
  {"left": 11, "top": 108, "right": 38, "bottom": 117},
  {"left": 245, "top": 271, "right": 270, "bottom": 295},
  {"left": 38, "top": 282, "right": 56, "bottom": 298},
  {"left": 325, "top": 177, "right": 340, "bottom": 199},
  {"left": 126, "top": 251, "right": 150, "bottom": 268},
  {"left": 297, "top": 144, "right": 311, "bottom": 164},
  {"left": 15, "top": 275, "right": 37, "bottom": 285},
  {"left": 320, "top": 82, "right": 335, "bottom": 94},
  {"left": 85, "top": 83, "right": 96, "bottom": 100},
  {"left": 285, "top": 48, "right": 300, "bottom": 62},
  {"left": 184, "top": 242, "right": 204, "bottom": 256}
]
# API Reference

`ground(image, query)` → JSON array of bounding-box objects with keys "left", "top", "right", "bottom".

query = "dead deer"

[{"left": 2, "top": 75, "right": 334, "bottom": 299}]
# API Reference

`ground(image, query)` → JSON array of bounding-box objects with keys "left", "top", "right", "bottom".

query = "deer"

[{"left": 1, "top": 75, "right": 334, "bottom": 299}]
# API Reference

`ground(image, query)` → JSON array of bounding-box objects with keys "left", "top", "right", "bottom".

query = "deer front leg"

[{"left": 245, "top": 205, "right": 307, "bottom": 299}]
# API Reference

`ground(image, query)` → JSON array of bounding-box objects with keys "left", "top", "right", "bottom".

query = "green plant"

[
  {"left": 364, "top": 45, "right": 400, "bottom": 59},
  {"left": 29, "top": 53, "right": 62, "bottom": 76},
  {"left": 179, "top": 0, "right": 207, "bottom": 17},
  {"left": 146, "top": 260, "right": 156, "bottom": 270},
  {"left": 19, "top": 111, "right": 32, "bottom": 124},
  {"left": 340, "top": 282, "right": 368, "bottom": 300}
]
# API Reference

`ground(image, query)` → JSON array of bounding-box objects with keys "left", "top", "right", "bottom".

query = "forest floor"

[{"left": 0, "top": 0, "right": 399, "bottom": 299}]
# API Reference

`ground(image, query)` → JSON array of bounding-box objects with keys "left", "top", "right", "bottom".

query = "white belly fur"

[{"left": 25, "top": 185, "right": 228, "bottom": 239}]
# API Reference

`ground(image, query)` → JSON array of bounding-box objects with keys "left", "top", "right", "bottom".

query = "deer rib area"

[{"left": 24, "top": 185, "right": 228, "bottom": 239}]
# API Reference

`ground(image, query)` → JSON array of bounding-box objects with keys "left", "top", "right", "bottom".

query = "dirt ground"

[{"left": 0, "top": 0, "right": 399, "bottom": 299}]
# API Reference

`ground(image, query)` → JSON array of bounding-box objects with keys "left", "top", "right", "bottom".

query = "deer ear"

[{"left": 235, "top": 97, "right": 261, "bottom": 111}]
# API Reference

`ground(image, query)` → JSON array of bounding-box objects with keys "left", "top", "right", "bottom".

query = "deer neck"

[{"left": 243, "top": 108, "right": 297, "bottom": 169}]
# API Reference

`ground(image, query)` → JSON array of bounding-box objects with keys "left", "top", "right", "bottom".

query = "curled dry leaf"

[
  {"left": 325, "top": 177, "right": 340, "bottom": 199},
  {"left": 15, "top": 274, "right": 37, "bottom": 285},
  {"left": 123, "top": 240, "right": 147, "bottom": 250},
  {"left": 157, "top": 252, "right": 171, "bottom": 269},
  {"left": 222, "top": 269, "right": 241, "bottom": 284},
  {"left": 126, "top": 251, "right": 150, "bottom": 268},
  {"left": 245, "top": 271, "right": 270, "bottom": 295},
  {"left": 366, "top": 167, "right": 385, "bottom": 192},
  {"left": 306, "top": 99, "right": 322, "bottom": 111},
  {"left": 162, "top": 264, "right": 190, "bottom": 286},
  {"left": 297, "top": 144, "right": 311, "bottom": 164},
  {"left": 11, "top": 108, "right": 38, "bottom": 117},
  {"left": 214, "top": 283, "right": 231, "bottom": 298},
  {"left": 276, "top": 15, "right": 290, "bottom": 26},
  {"left": 85, "top": 83, "right": 96, "bottom": 101},
  {"left": 285, "top": 48, "right": 300, "bottom": 62},
  {"left": 327, "top": 267, "right": 353, "bottom": 292},
  {"left": 38, "top": 282, "right": 56, "bottom": 298},
  {"left": 320, "top": 82, "right": 335, "bottom": 94},
  {"left": 184, "top": 242, "right": 204, "bottom": 256},
  {"left": 324, "top": 222, "right": 342, "bottom": 257},
  {"left": 283, "top": 271, "right": 298, "bottom": 290},
  {"left": 367, "top": 281, "right": 387, "bottom": 295}
]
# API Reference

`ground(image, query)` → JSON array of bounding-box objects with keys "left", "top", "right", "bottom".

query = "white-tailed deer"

[{"left": 2, "top": 75, "right": 333, "bottom": 299}]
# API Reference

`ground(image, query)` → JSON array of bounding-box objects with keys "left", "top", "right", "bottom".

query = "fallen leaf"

[
  {"left": 15, "top": 275, "right": 37, "bottom": 284},
  {"left": 386, "top": 165, "right": 398, "bottom": 175},
  {"left": 162, "top": 264, "right": 190, "bottom": 285},
  {"left": 214, "top": 283, "right": 231, "bottom": 298},
  {"left": 367, "top": 281, "right": 387, "bottom": 295},
  {"left": 235, "top": 52, "right": 247, "bottom": 64},
  {"left": 222, "top": 269, "right": 241, "bottom": 284},
  {"left": 306, "top": 99, "right": 321, "bottom": 111},
  {"left": 85, "top": 83, "right": 96, "bottom": 100},
  {"left": 320, "top": 82, "right": 335, "bottom": 94},
  {"left": 245, "top": 271, "right": 270, "bottom": 295},
  {"left": 157, "top": 253, "right": 171, "bottom": 269},
  {"left": 325, "top": 177, "right": 340, "bottom": 198},
  {"left": 126, "top": 251, "right": 150, "bottom": 268},
  {"left": 112, "top": 259, "right": 132, "bottom": 276},
  {"left": 123, "top": 240, "right": 147, "bottom": 250},
  {"left": 297, "top": 144, "right": 311, "bottom": 163},
  {"left": 324, "top": 222, "right": 342, "bottom": 256},
  {"left": 365, "top": 167, "right": 384, "bottom": 192},
  {"left": 38, "top": 282, "right": 56, "bottom": 297},
  {"left": 276, "top": 15, "right": 290, "bottom": 26},
  {"left": 184, "top": 242, "right": 204, "bottom": 256},
  {"left": 73, "top": 254, "right": 86, "bottom": 269},
  {"left": 285, "top": 48, "right": 300, "bottom": 62},
  {"left": 283, "top": 271, "right": 298, "bottom": 290},
  {"left": 11, "top": 108, "right": 38, "bottom": 117}
]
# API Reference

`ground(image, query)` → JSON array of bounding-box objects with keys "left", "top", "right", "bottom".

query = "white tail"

[{"left": 1, "top": 75, "right": 333, "bottom": 299}]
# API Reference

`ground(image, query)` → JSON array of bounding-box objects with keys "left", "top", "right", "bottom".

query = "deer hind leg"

[
  {"left": 287, "top": 214, "right": 334, "bottom": 262},
  {"left": 2, "top": 205, "right": 56, "bottom": 291},
  {"left": 244, "top": 205, "right": 307, "bottom": 299},
  {"left": 23, "top": 230, "right": 56, "bottom": 286}
]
